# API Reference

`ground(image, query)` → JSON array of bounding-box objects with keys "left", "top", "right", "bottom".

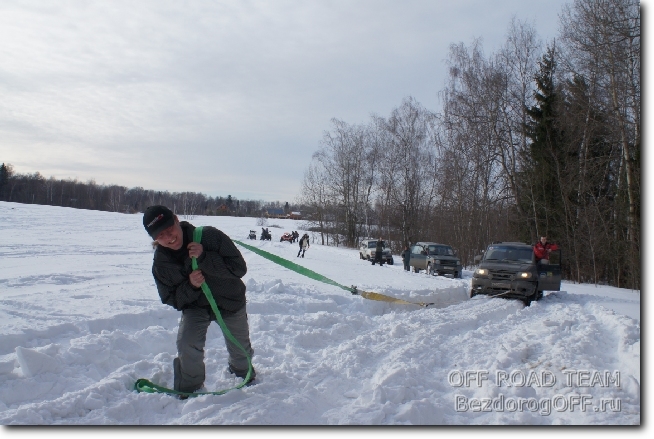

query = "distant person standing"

[
  {"left": 297, "top": 233, "right": 310, "bottom": 258},
  {"left": 401, "top": 245, "right": 411, "bottom": 271},
  {"left": 533, "top": 236, "right": 559, "bottom": 264},
  {"left": 143, "top": 205, "right": 256, "bottom": 397},
  {"left": 371, "top": 237, "right": 384, "bottom": 266}
]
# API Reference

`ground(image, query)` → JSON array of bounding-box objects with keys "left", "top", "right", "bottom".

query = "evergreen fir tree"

[
  {"left": 523, "top": 45, "right": 566, "bottom": 241},
  {"left": 0, "top": 163, "right": 9, "bottom": 201}
]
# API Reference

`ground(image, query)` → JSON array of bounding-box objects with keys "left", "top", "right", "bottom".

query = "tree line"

[
  {"left": 299, "top": 0, "right": 640, "bottom": 289},
  {"left": 0, "top": 163, "right": 300, "bottom": 219}
]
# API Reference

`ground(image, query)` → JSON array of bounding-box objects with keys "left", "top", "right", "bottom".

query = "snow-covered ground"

[{"left": 0, "top": 202, "right": 641, "bottom": 425}]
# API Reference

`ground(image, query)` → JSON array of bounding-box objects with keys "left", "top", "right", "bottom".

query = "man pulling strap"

[{"left": 143, "top": 206, "right": 256, "bottom": 398}]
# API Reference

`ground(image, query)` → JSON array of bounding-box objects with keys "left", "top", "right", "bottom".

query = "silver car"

[{"left": 359, "top": 239, "right": 394, "bottom": 265}]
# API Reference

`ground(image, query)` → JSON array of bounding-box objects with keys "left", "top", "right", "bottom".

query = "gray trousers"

[{"left": 173, "top": 305, "right": 254, "bottom": 393}]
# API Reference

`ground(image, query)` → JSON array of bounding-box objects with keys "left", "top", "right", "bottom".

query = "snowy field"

[{"left": 0, "top": 201, "right": 641, "bottom": 426}]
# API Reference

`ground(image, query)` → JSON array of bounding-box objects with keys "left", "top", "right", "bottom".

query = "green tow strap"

[
  {"left": 233, "top": 240, "right": 434, "bottom": 307},
  {"left": 135, "top": 229, "right": 432, "bottom": 397},
  {"left": 234, "top": 240, "right": 352, "bottom": 293},
  {"left": 134, "top": 227, "right": 253, "bottom": 398}
]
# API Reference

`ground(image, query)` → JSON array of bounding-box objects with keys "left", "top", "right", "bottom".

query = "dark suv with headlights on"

[
  {"left": 471, "top": 242, "right": 561, "bottom": 305},
  {"left": 409, "top": 242, "right": 463, "bottom": 278}
]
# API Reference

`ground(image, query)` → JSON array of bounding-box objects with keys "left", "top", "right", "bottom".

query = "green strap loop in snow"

[
  {"left": 135, "top": 227, "right": 253, "bottom": 398},
  {"left": 233, "top": 240, "right": 434, "bottom": 307}
]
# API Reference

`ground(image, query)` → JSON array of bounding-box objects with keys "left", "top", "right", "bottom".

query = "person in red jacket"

[{"left": 533, "top": 236, "right": 559, "bottom": 264}]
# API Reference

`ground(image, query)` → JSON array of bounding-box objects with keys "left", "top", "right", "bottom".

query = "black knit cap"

[{"left": 143, "top": 205, "right": 175, "bottom": 239}]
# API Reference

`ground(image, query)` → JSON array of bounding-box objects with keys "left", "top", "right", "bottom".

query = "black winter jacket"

[{"left": 152, "top": 222, "right": 247, "bottom": 315}]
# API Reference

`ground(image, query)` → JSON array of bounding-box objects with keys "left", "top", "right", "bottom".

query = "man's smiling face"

[{"left": 155, "top": 217, "right": 183, "bottom": 250}]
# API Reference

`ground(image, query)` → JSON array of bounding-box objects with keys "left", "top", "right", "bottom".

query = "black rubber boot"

[{"left": 228, "top": 364, "right": 257, "bottom": 385}]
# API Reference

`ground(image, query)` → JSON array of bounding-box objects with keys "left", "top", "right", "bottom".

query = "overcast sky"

[{"left": 0, "top": 0, "right": 603, "bottom": 202}]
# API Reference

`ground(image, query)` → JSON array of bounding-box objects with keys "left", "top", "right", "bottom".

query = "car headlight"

[
  {"left": 475, "top": 268, "right": 488, "bottom": 277},
  {"left": 431, "top": 259, "right": 441, "bottom": 264},
  {"left": 517, "top": 272, "right": 531, "bottom": 279}
]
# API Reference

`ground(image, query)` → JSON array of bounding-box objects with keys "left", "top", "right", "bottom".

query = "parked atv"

[
  {"left": 260, "top": 228, "right": 272, "bottom": 241},
  {"left": 248, "top": 230, "right": 257, "bottom": 240},
  {"left": 280, "top": 232, "right": 294, "bottom": 243}
]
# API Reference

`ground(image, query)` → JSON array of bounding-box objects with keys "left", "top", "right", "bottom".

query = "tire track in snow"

[
  {"left": 432, "top": 292, "right": 640, "bottom": 424},
  {"left": 316, "top": 296, "right": 523, "bottom": 424}
]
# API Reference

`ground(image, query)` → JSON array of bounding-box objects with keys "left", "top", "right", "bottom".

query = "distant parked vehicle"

[
  {"left": 280, "top": 232, "right": 294, "bottom": 243},
  {"left": 359, "top": 239, "right": 394, "bottom": 265},
  {"left": 409, "top": 242, "right": 462, "bottom": 278}
]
